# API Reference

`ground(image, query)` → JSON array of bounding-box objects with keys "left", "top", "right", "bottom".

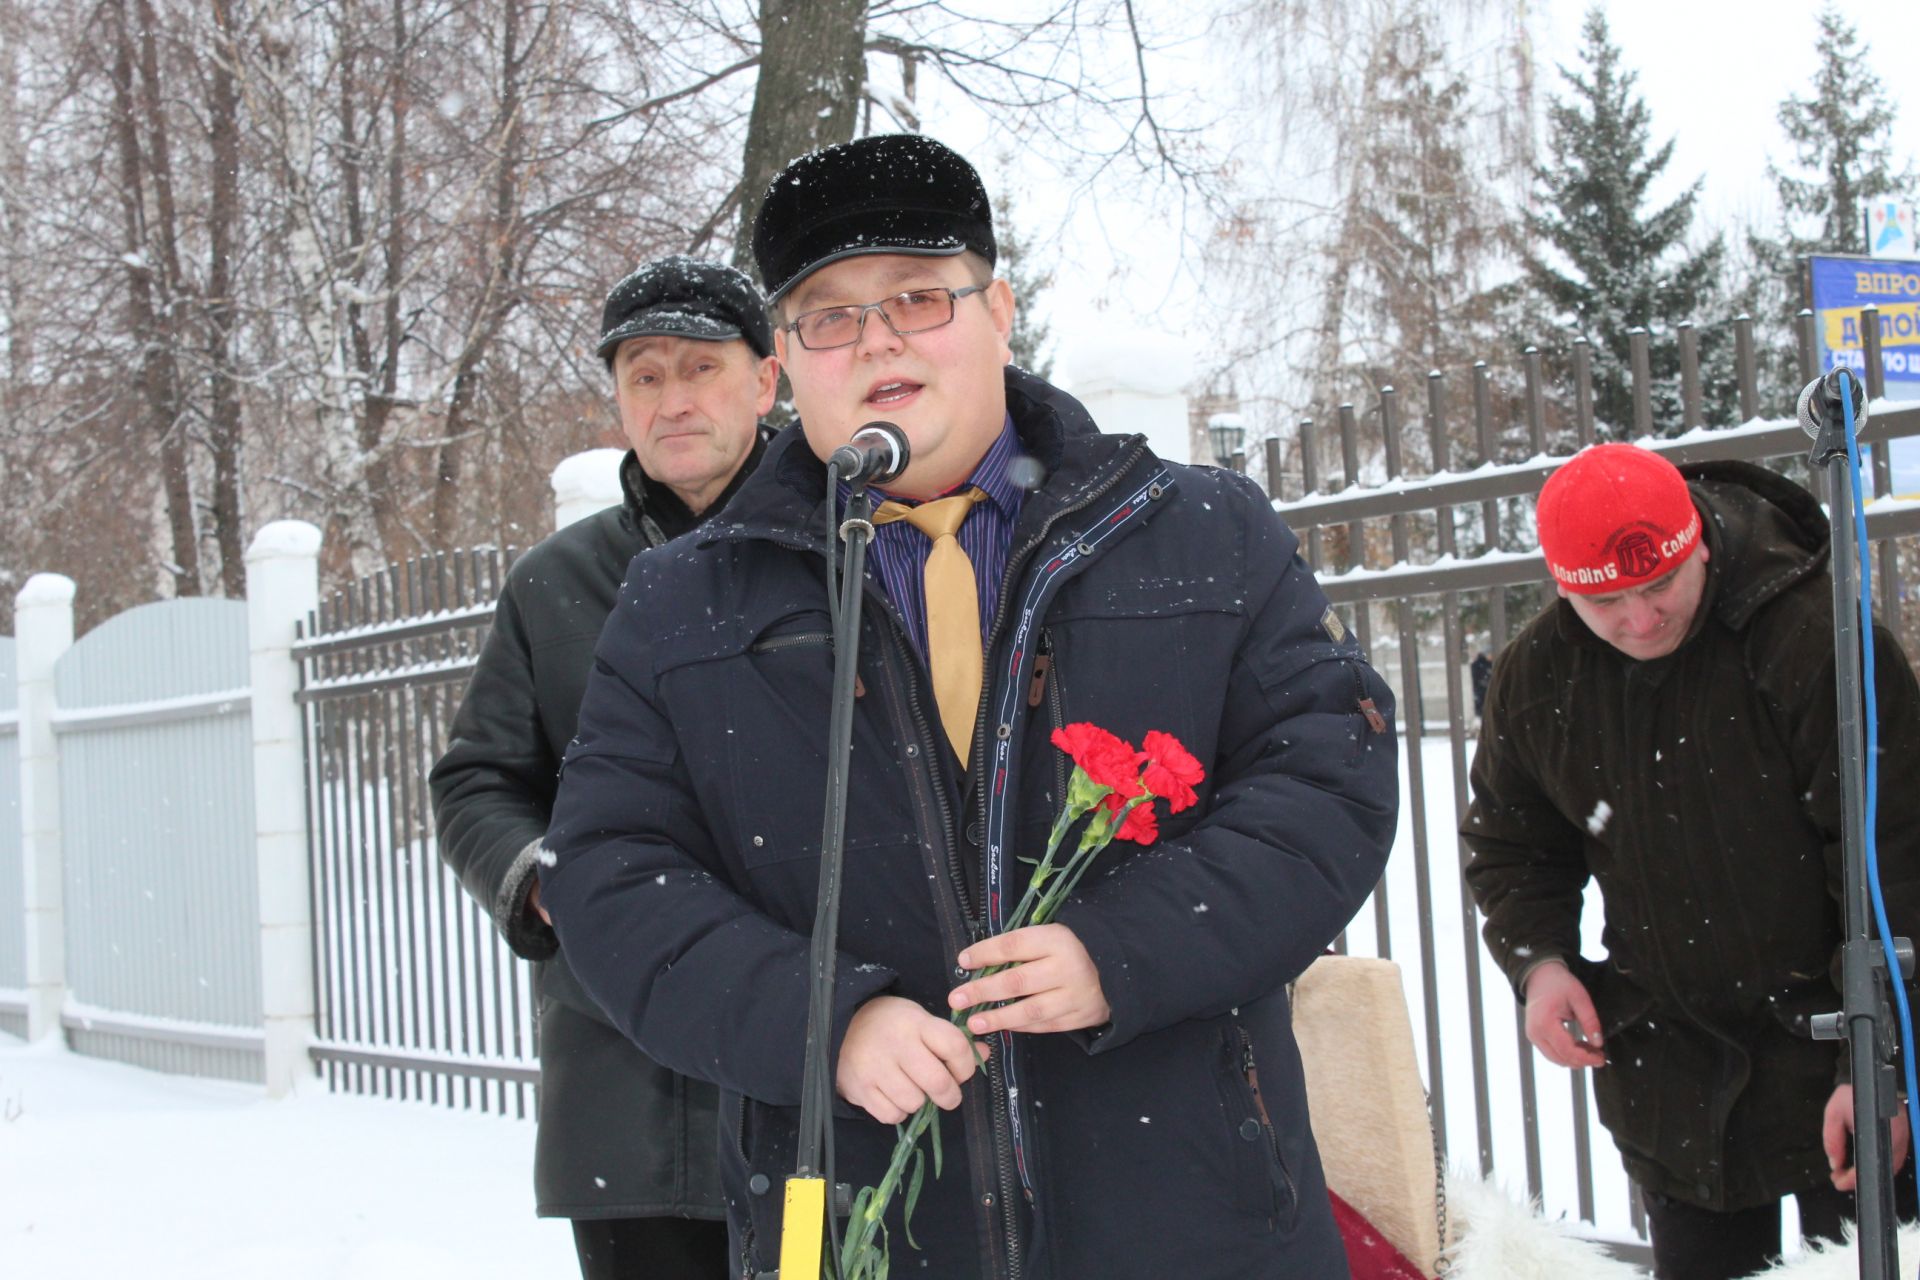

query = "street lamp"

[{"left": 1207, "top": 412, "right": 1246, "bottom": 469}]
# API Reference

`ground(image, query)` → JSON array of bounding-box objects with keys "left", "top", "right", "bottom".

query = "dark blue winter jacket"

[{"left": 542, "top": 368, "right": 1399, "bottom": 1280}]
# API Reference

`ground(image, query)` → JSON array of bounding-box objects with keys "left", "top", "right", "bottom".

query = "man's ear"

[
  {"left": 773, "top": 327, "right": 789, "bottom": 364},
  {"left": 1555, "top": 583, "right": 1570, "bottom": 600},
  {"left": 988, "top": 277, "right": 1015, "bottom": 363},
  {"left": 754, "top": 355, "right": 779, "bottom": 416}
]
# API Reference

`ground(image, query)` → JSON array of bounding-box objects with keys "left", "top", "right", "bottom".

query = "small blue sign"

[{"left": 1809, "top": 254, "right": 1920, "bottom": 494}]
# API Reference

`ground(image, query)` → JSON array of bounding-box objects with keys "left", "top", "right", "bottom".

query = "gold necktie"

[{"left": 874, "top": 487, "right": 988, "bottom": 767}]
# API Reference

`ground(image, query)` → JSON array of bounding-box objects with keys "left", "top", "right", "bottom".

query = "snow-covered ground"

[
  {"left": 0, "top": 1032, "right": 574, "bottom": 1278},
  {"left": 6, "top": 736, "right": 1800, "bottom": 1272}
]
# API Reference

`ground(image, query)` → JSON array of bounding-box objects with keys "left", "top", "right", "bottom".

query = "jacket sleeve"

[
  {"left": 428, "top": 583, "right": 560, "bottom": 961},
  {"left": 537, "top": 580, "right": 898, "bottom": 1105},
  {"left": 1459, "top": 641, "right": 1590, "bottom": 997},
  {"left": 1053, "top": 480, "right": 1400, "bottom": 1052}
]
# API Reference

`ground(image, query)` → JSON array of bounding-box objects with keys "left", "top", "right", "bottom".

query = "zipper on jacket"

[
  {"left": 1237, "top": 1026, "right": 1298, "bottom": 1219},
  {"left": 967, "top": 439, "right": 1150, "bottom": 787},
  {"left": 748, "top": 631, "right": 832, "bottom": 654},
  {"left": 1035, "top": 629, "right": 1068, "bottom": 803},
  {"left": 966, "top": 439, "right": 1152, "bottom": 1277}
]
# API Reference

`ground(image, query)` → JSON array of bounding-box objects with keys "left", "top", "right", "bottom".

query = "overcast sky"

[{"left": 941, "top": 1, "right": 1920, "bottom": 375}]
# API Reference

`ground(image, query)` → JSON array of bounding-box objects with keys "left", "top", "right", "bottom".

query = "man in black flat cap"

[
  {"left": 542, "top": 136, "right": 1397, "bottom": 1279},
  {"left": 431, "top": 255, "right": 778, "bottom": 1279}
]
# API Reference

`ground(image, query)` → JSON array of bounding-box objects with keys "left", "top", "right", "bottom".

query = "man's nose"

[
  {"left": 1622, "top": 597, "right": 1659, "bottom": 634},
  {"left": 658, "top": 377, "right": 696, "bottom": 415},
  {"left": 853, "top": 305, "right": 905, "bottom": 357}
]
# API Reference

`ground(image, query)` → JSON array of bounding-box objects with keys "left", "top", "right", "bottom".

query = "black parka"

[
  {"left": 1463, "top": 461, "right": 1920, "bottom": 1211},
  {"left": 541, "top": 368, "right": 1400, "bottom": 1280},
  {"left": 430, "top": 442, "right": 764, "bottom": 1220}
]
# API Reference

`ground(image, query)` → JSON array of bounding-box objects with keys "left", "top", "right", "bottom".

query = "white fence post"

[
  {"left": 1061, "top": 328, "right": 1198, "bottom": 466},
  {"left": 16, "top": 573, "right": 74, "bottom": 1042},
  {"left": 246, "top": 521, "right": 322, "bottom": 1097},
  {"left": 551, "top": 447, "right": 626, "bottom": 531}
]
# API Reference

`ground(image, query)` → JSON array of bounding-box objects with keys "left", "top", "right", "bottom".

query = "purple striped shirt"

[{"left": 846, "top": 415, "right": 1026, "bottom": 663}]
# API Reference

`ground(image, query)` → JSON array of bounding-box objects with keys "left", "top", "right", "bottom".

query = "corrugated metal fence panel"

[
  {"left": 55, "top": 599, "right": 259, "bottom": 1081},
  {"left": 0, "top": 636, "right": 22, "bottom": 1040}
]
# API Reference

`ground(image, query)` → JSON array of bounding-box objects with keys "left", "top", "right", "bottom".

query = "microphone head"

[
  {"left": 851, "top": 420, "right": 910, "bottom": 484},
  {"left": 1796, "top": 376, "right": 1822, "bottom": 440},
  {"left": 1799, "top": 368, "right": 1870, "bottom": 439}
]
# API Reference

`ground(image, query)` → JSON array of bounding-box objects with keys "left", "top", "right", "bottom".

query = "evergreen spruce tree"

[
  {"left": 1525, "top": 7, "right": 1723, "bottom": 436},
  {"left": 1735, "top": 6, "right": 1913, "bottom": 419},
  {"left": 1768, "top": 4, "right": 1913, "bottom": 259}
]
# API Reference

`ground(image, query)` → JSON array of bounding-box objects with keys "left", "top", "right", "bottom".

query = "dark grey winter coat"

[
  {"left": 1463, "top": 461, "right": 1920, "bottom": 1211},
  {"left": 429, "top": 443, "right": 764, "bottom": 1220},
  {"left": 541, "top": 368, "right": 1400, "bottom": 1279}
]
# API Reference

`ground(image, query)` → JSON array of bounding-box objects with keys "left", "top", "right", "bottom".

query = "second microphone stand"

[{"left": 1806, "top": 370, "right": 1913, "bottom": 1280}]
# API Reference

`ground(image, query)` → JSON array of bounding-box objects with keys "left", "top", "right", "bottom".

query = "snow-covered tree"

[
  {"left": 1525, "top": 6, "right": 1723, "bottom": 436},
  {"left": 1767, "top": 4, "right": 1913, "bottom": 260}
]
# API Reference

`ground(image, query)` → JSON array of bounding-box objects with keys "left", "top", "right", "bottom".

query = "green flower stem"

[
  {"left": 840, "top": 1099, "right": 940, "bottom": 1278},
  {"left": 840, "top": 771, "right": 1142, "bottom": 1279},
  {"left": 998, "top": 796, "right": 1087, "bottom": 940},
  {"left": 1034, "top": 793, "right": 1152, "bottom": 923}
]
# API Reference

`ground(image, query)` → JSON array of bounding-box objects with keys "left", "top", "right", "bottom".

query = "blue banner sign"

[{"left": 1809, "top": 254, "right": 1920, "bottom": 494}]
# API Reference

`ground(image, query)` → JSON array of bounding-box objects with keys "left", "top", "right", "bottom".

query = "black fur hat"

[
  {"left": 596, "top": 255, "right": 773, "bottom": 364},
  {"left": 752, "top": 134, "right": 996, "bottom": 304}
]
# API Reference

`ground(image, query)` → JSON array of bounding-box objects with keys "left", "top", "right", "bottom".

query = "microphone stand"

[
  {"left": 1806, "top": 370, "right": 1911, "bottom": 1280},
  {"left": 783, "top": 477, "right": 877, "bottom": 1279}
]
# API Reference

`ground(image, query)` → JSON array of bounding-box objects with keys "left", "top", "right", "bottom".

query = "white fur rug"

[{"left": 1441, "top": 1175, "right": 1920, "bottom": 1280}]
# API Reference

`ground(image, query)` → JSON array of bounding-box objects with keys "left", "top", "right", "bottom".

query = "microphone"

[
  {"left": 829, "top": 421, "right": 911, "bottom": 486},
  {"left": 1798, "top": 367, "right": 1870, "bottom": 440}
]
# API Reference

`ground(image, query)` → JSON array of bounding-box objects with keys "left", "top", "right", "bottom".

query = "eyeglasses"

[{"left": 783, "top": 284, "right": 988, "bottom": 351}]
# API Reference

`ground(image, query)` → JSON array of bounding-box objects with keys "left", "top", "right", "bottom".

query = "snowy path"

[
  {"left": 0, "top": 1033, "right": 574, "bottom": 1278},
  {"left": 0, "top": 735, "right": 1643, "bottom": 1274}
]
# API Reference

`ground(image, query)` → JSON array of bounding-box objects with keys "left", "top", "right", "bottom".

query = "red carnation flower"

[
  {"left": 1139, "top": 730, "right": 1204, "bottom": 814},
  {"left": 1111, "top": 796, "right": 1159, "bottom": 845},
  {"left": 1051, "top": 722, "right": 1143, "bottom": 799}
]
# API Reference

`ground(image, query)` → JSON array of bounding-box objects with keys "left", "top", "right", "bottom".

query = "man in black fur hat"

[
  {"left": 431, "top": 255, "right": 777, "bottom": 1279},
  {"left": 542, "top": 136, "right": 1398, "bottom": 1279}
]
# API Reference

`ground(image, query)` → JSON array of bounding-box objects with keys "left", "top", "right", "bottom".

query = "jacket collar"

[
  {"left": 701, "top": 366, "right": 1151, "bottom": 553},
  {"left": 618, "top": 425, "right": 775, "bottom": 546}
]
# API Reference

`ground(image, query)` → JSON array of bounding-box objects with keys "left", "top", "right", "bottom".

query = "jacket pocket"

[
  {"left": 1211, "top": 1024, "right": 1298, "bottom": 1232},
  {"left": 738, "top": 1098, "right": 798, "bottom": 1275},
  {"left": 1571, "top": 955, "right": 1659, "bottom": 1043}
]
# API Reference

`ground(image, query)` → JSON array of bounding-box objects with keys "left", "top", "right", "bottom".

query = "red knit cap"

[{"left": 1536, "top": 444, "right": 1701, "bottom": 594}]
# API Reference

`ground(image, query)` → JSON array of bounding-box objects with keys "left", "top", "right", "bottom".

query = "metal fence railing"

[
  {"left": 1264, "top": 311, "right": 1920, "bottom": 1260},
  {"left": 295, "top": 547, "right": 537, "bottom": 1117}
]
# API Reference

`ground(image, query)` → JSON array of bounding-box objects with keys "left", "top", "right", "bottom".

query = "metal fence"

[
  {"left": 0, "top": 637, "right": 21, "bottom": 1040},
  {"left": 1268, "top": 312, "right": 1920, "bottom": 1255},
  {"left": 52, "top": 598, "right": 262, "bottom": 1081},
  {"left": 295, "top": 547, "right": 539, "bottom": 1116}
]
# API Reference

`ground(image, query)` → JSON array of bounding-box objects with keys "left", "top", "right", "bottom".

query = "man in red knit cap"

[{"left": 1463, "top": 443, "right": 1920, "bottom": 1279}]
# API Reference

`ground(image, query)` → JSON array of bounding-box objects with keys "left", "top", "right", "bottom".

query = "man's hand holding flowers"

[
  {"left": 948, "top": 924, "right": 1109, "bottom": 1036},
  {"left": 836, "top": 995, "right": 990, "bottom": 1125}
]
